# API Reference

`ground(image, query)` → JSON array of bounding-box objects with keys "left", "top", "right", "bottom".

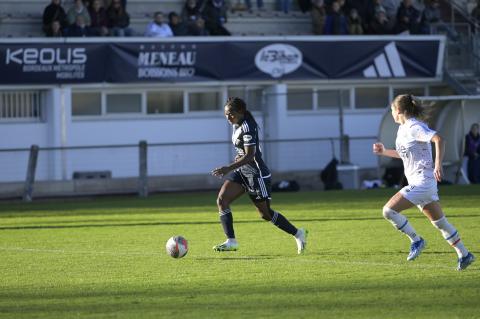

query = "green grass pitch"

[{"left": 1, "top": 185, "right": 479, "bottom": 318}]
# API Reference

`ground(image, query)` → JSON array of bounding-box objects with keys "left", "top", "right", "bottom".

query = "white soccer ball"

[{"left": 165, "top": 235, "right": 188, "bottom": 258}]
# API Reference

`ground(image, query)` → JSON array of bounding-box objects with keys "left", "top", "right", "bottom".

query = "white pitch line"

[
  {"left": 0, "top": 246, "right": 164, "bottom": 256},
  {"left": 0, "top": 247, "right": 461, "bottom": 270}
]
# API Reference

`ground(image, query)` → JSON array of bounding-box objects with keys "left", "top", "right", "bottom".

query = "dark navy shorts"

[{"left": 225, "top": 170, "right": 271, "bottom": 202}]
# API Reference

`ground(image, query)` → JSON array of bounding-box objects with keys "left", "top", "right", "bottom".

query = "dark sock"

[
  {"left": 271, "top": 210, "right": 297, "bottom": 236},
  {"left": 219, "top": 208, "right": 235, "bottom": 238}
]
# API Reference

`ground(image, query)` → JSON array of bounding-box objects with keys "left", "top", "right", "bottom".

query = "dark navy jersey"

[{"left": 232, "top": 116, "right": 270, "bottom": 177}]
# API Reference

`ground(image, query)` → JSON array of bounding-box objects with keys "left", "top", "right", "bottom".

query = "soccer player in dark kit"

[{"left": 211, "top": 97, "right": 308, "bottom": 253}]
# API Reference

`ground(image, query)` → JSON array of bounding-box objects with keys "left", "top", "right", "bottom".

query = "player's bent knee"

[
  {"left": 382, "top": 206, "right": 397, "bottom": 219},
  {"left": 260, "top": 213, "right": 272, "bottom": 221},
  {"left": 258, "top": 209, "right": 272, "bottom": 221},
  {"left": 216, "top": 195, "right": 229, "bottom": 210}
]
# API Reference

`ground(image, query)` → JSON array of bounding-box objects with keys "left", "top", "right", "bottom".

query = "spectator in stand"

[
  {"left": 344, "top": 0, "right": 372, "bottom": 26},
  {"left": 348, "top": 8, "right": 363, "bottom": 34},
  {"left": 102, "top": 0, "right": 127, "bottom": 9},
  {"left": 420, "top": 0, "right": 457, "bottom": 38},
  {"left": 107, "top": 0, "right": 134, "bottom": 36},
  {"left": 324, "top": 1, "right": 348, "bottom": 34},
  {"left": 66, "top": 14, "right": 89, "bottom": 36},
  {"left": 337, "top": 0, "right": 348, "bottom": 15},
  {"left": 395, "top": 0, "right": 421, "bottom": 34},
  {"left": 420, "top": 0, "right": 440, "bottom": 33},
  {"left": 88, "top": 0, "right": 109, "bottom": 36},
  {"left": 465, "top": 123, "right": 480, "bottom": 184},
  {"left": 67, "top": 0, "right": 91, "bottom": 27},
  {"left": 182, "top": 0, "right": 202, "bottom": 23},
  {"left": 42, "top": 0, "right": 67, "bottom": 35},
  {"left": 169, "top": 12, "right": 189, "bottom": 36},
  {"left": 46, "top": 20, "right": 64, "bottom": 36},
  {"left": 181, "top": 0, "right": 209, "bottom": 35},
  {"left": 368, "top": 8, "right": 392, "bottom": 34},
  {"left": 311, "top": 0, "right": 326, "bottom": 35},
  {"left": 188, "top": 17, "right": 209, "bottom": 35},
  {"left": 364, "top": 0, "right": 386, "bottom": 28},
  {"left": 144, "top": 11, "right": 174, "bottom": 37},
  {"left": 382, "top": 0, "right": 400, "bottom": 20},
  {"left": 202, "top": 0, "right": 231, "bottom": 35}
]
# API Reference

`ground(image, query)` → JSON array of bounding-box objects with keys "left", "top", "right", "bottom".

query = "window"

[
  {"left": 0, "top": 90, "right": 44, "bottom": 120},
  {"left": 188, "top": 92, "right": 220, "bottom": 111},
  {"left": 72, "top": 92, "right": 101, "bottom": 116},
  {"left": 227, "top": 86, "right": 263, "bottom": 111},
  {"left": 355, "top": 87, "right": 389, "bottom": 109},
  {"left": 106, "top": 94, "right": 142, "bottom": 113},
  {"left": 147, "top": 91, "right": 183, "bottom": 114},
  {"left": 428, "top": 86, "right": 455, "bottom": 96},
  {"left": 287, "top": 88, "right": 313, "bottom": 110},
  {"left": 317, "top": 89, "right": 350, "bottom": 109}
]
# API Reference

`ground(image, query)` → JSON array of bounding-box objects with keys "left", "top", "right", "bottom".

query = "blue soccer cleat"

[
  {"left": 407, "top": 237, "right": 426, "bottom": 261},
  {"left": 457, "top": 252, "right": 475, "bottom": 271}
]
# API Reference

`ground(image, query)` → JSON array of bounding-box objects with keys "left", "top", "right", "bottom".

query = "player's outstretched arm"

[
  {"left": 211, "top": 145, "right": 256, "bottom": 177},
  {"left": 373, "top": 142, "right": 400, "bottom": 158},
  {"left": 431, "top": 133, "right": 445, "bottom": 182}
]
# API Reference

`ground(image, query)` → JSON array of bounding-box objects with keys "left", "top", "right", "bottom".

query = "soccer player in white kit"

[{"left": 373, "top": 94, "right": 475, "bottom": 270}]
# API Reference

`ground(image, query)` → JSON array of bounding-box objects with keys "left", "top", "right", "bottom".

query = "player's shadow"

[
  {"left": 195, "top": 255, "right": 277, "bottom": 260},
  {"left": 1, "top": 214, "right": 479, "bottom": 231}
]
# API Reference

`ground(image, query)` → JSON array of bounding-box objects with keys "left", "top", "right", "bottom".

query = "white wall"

[
  {"left": 272, "top": 111, "right": 383, "bottom": 171},
  {"left": 0, "top": 86, "right": 383, "bottom": 182}
]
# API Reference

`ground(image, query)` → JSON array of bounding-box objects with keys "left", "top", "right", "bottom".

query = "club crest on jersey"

[{"left": 243, "top": 135, "right": 253, "bottom": 143}]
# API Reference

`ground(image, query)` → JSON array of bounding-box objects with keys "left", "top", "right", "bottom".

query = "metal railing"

[
  {"left": 439, "top": 1, "right": 480, "bottom": 94},
  {"left": 0, "top": 136, "right": 378, "bottom": 201}
]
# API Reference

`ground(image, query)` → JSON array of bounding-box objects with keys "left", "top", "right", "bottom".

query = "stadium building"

[{"left": 0, "top": 0, "right": 479, "bottom": 198}]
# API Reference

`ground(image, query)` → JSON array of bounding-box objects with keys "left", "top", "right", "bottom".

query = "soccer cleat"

[
  {"left": 213, "top": 241, "right": 238, "bottom": 252},
  {"left": 457, "top": 252, "right": 475, "bottom": 271},
  {"left": 295, "top": 228, "right": 308, "bottom": 254},
  {"left": 407, "top": 237, "right": 426, "bottom": 261}
]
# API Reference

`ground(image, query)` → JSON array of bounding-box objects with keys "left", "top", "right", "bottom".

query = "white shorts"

[{"left": 399, "top": 183, "right": 439, "bottom": 210}]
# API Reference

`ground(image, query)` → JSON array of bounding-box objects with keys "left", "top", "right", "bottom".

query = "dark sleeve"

[
  {"left": 241, "top": 125, "right": 257, "bottom": 147},
  {"left": 464, "top": 135, "right": 472, "bottom": 157}
]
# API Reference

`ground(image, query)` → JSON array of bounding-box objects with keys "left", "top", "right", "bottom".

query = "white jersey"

[{"left": 395, "top": 118, "right": 437, "bottom": 186}]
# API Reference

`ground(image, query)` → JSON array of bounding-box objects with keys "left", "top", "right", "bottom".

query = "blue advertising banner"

[
  {"left": 0, "top": 37, "right": 443, "bottom": 84},
  {"left": 0, "top": 42, "right": 106, "bottom": 84}
]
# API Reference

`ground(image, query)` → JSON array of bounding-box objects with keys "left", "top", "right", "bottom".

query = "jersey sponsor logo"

[
  {"left": 243, "top": 135, "right": 253, "bottom": 143},
  {"left": 255, "top": 44, "right": 302, "bottom": 78}
]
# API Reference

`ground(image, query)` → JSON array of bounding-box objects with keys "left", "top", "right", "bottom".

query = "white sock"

[
  {"left": 226, "top": 238, "right": 237, "bottom": 245},
  {"left": 294, "top": 229, "right": 302, "bottom": 238},
  {"left": 383, "top": 207, "right": 421, "bottom": 243},
  {"left": 431, "top": 217, "right": 469, "bottom": 258}
]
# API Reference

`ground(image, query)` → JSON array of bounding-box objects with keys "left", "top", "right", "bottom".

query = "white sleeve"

[{"left": 411, "top": 122, "right": 436, "bottom": 142}]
